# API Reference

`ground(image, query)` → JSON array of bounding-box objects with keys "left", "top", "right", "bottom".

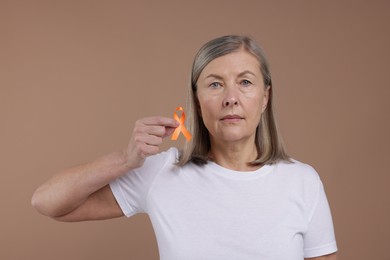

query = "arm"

[
  {"left": 31, "top": 116, "right": 179, "bottom": 222},
  {"left": 305, "top": 252, "right": 337, "bottom": 260}
]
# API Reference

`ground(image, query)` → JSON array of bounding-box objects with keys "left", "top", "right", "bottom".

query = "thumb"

[{"left": 163, "top": 126, "right": 178, "bottom": 138}]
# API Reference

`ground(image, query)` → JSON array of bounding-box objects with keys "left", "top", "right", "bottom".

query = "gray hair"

[{"left": 178, "top": 35, "right": 290, "bottom": 166}]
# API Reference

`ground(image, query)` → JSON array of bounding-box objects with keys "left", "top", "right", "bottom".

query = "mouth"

[{"left": 220, "top": 114, "right": 244, "bottom": 122}]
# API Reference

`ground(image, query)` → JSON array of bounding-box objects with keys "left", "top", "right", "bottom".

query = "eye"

[
  {"left": 209, "top": 82, "right": 222, "bottom": 88},
  {"left": 241, "top": 79, "right": 252, "bottom": 87}
]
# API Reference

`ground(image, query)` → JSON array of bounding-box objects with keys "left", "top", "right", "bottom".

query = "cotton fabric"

[{"left": 110, "top": 148, "right": 337, "bottom": 259}]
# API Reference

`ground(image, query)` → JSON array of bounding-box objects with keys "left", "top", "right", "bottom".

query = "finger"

[
  {"left": 131, "top": 141, "right": 159, "bottom": 159},
  {"left": 163, "top": 126, "right": 177, "bottom": 138},
  {"left": 130, "top": 135, "right": 162, "bottom": 159},
  {"left": 135, "top": 125, "right": 170, "bottom": 138},
  {"left": 140, "top": 116, "right": 179, "bottom": 128},
  {"left": 136, "top": 133, "right": 163, "bottom": 147}
]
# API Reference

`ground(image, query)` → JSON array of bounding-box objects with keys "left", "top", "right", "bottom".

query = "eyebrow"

[
  {"left": 205, "top": 74, "right": 223, "bottom": 80},
  {"left": 204, "top": 70, "right": 257, "bottom": 80},
  {"left": 238, "top": 70, "right": 257, "bottom": 78}
]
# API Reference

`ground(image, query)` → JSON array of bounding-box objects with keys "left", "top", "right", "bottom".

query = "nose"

[
  {"left": 223, "top": 85, "right": 239, "bottom": 107},
  {"left": 223, "top": 97, "right": 238, "bottom": 107}
]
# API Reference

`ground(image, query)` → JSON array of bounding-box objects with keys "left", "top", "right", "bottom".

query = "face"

[{"left": 196, "top": 49, "right": 269, "bottom": 145}]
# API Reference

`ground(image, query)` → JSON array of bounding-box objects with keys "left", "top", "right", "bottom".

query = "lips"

[{"left": 220, "top": 114, "right": 244, "bottom": 122}]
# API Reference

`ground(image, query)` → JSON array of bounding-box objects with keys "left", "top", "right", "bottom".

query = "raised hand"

[{"left": 125, "top": 116, "right": 179, "bottom": 169}]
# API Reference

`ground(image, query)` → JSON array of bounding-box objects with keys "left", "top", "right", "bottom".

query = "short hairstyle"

[{"left": 177, "top": 35, "right": 290, "bottom": 166}]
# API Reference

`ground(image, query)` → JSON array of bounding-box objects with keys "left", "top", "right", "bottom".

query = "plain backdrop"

[{"left": 1, "top": 1, "right": 389, "bottom": 259}]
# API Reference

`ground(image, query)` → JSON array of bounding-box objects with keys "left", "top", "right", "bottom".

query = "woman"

[{"left": 32, "top": 35, "right": 337, "bottom": 259}]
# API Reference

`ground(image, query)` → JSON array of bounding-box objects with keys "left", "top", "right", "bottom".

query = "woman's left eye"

[{"left": 241, "top": 80, "right": 252, "bottom": 86}]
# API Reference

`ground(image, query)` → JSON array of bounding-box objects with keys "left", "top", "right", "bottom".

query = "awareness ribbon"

[{"left": 171, "top": 106, "right": 192, "bottom": 142}]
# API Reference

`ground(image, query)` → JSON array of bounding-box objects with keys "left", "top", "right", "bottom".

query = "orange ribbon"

[{"left": 171, "top": 106, "right": 192, "bottom": 142}]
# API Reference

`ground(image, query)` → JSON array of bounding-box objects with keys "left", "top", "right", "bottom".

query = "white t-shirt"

[{"left": 109, "top": 148, "right": 337, "bottom": 260}]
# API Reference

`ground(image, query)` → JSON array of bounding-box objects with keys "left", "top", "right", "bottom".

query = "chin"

[
  {"left": 219, "top": 133, "right": 251, "bottom": 143},
  {"left": 211, "top": 128, "right": 255, "bottom": 144}
]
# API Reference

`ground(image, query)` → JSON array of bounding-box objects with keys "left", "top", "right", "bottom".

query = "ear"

[{"left": 262, "top": 85, "right": 270, "bottom": 113}]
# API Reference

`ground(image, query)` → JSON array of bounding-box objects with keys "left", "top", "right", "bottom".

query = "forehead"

[{"left": 201, "top": 50, "right": 261, "bottom": 77}]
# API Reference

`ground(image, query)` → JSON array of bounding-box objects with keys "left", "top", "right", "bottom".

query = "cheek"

[
  {"left": 197, "top": 98, "right": 220, "bottom": 133},
  {"left": 198, "top": 100, "right": 213, "bottom": 120},
  {"left": 245, "top": 94, "right": 264, "bottom": 122},
  {"left": 197, "top": 93, "right": 217, "bottom": 116}
]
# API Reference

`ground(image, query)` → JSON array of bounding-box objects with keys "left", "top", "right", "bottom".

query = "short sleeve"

[
  {"left": 303, "top": 180, "right": 338, "bottom": 258},
  {"left": 109, "top": 148, "right": 178, "bottom": 217}
]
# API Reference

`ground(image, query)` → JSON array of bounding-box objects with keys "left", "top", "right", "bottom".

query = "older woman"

[{"left": 32, "top": 35, "right": 337, "bottom": 260}]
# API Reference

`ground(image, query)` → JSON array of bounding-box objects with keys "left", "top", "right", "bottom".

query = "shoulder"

[
  {"left": 141, "top": 147, "right": 179, "bottom": 170},
  {"left": 117, "top": 147, "right": 179, "bottom": 185},
  {"left": 151, "top": 147, "right": 179, "bottom": 161},
  {"left": 274, "top": 159, "right": 320, "bottom": 182},
  {"left": 272, "top": 159, "right": 323, "bottom": 202}
]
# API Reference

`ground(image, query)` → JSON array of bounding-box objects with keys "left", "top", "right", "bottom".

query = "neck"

[{"left": 208, "top": 138, "right": 260, "bottom": 171}]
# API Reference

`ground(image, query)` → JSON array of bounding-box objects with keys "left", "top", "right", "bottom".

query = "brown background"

[{"left": 1, "top": 1, "right": 389, "bottom": 259}]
